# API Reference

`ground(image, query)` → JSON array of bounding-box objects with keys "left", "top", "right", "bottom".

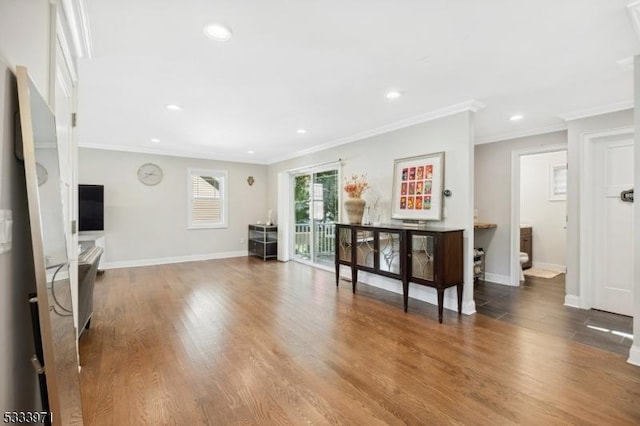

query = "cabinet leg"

[
  {"left": 335, "top": 265, "right": 339, "bottom": 287},
  {"left": 402, "top": 280, "right": 409, "bottom": 312},
  {"left": 457, "top": 283, "right": 463, "bottom": 315},
  {"left": 351, "top": 268, "right": 358, "bottom": 294},
  {"left": 437, "top": 290, "right": 444, "bottom": 323}
]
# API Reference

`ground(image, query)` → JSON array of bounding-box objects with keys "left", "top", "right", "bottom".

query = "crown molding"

[
  {"left": 557, "top": 100, "right": 633, "bottom": 121},
  {"left": 78, "top": 142, "right": 271, "bottom": 165},
  {"left": 59, "top": 0, "right": 92, "bottom": 59},
  {"left": 82, "top": 100, "right": 486, "bottom": 165},
  {"left": 628, "top": 1, "right": 640, "bottom": 42},
  {"left": 475, "top": 123, "right": 567, "bottom": 145},
  {"left": 268, "top": 99, "right": 486, "bottom": 164}
]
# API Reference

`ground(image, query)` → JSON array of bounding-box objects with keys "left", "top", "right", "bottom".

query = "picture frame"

[{"left": 391, "top": 152, "right": 445, "bottom": 221}]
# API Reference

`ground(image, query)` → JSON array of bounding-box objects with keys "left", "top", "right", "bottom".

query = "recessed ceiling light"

[
  {"left": 247, "top": 150, "right": 255, "bottom": 154},
  {"left": 150, "top": 138, "right": 160, "bottom": 143},
  {"left": 203, "top": 23, "right": 233, "bottom": 41},
  {"left": 166, "top": 104, "right": 183, "bottom": 111},
  {"left": 296, "top": 129, "right": 307, "bottom": 134},
  {"left": 509, "top": 114, "right": 524, "bottom": 121},
  {"left": 385, "top": 90, "right": 403, "bottom": 100}
]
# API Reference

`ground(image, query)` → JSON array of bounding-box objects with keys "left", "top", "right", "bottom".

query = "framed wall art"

[{"left": 391, "top": 152, "right": 445, "bottom": 221}]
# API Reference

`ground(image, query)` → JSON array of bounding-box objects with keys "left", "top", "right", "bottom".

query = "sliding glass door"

[{"left": 293, "top": 167, "right": 339, "bottom": 267}]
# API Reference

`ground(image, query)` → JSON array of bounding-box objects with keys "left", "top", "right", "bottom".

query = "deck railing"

[{"left": 294, "top": 222, "right": 336, "bottom": 256}]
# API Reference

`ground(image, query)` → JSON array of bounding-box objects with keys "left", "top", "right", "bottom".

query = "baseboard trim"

[
  {"left": 564, "top": 294, "right": 581, "bottom": 308},
  {"left": 341, "top": 271, "right": 475, "bottom": 316},
  {"left": 532, "top": 262, "right": 566, "bottom": 273},
  {"left": 462, "top": 299, "right": 477, "bottom": 316},
  {"left": 482, "top": 272, "right": 513, "bottom": 286},
  {"left": 102, "top": 250, "right": 248, "bottom": 269},
  {"left": 627, "top": 345, "right": 640, "bottom": 367}
]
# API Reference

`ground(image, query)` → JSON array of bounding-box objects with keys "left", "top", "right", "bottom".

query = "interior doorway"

[
  {"left": 519, "top": 150, "right": 568, "bottom": 280},
  {"left": 510, "top": 144, "right": 567, "bottom": 287},
  {"left": 291, "top": 167, "right": 339, "bottom": 268}
]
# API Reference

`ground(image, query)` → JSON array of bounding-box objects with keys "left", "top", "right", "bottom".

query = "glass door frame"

[{"left": 289, "top": 163, "right": 341, "bottom": 268}]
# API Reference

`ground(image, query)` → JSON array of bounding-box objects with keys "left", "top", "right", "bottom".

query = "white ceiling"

[{"left": 77, "top": 0, "right": 639, "bottom": 164}]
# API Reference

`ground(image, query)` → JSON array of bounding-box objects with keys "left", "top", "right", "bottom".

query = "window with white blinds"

[{"left": 188, "top": 169, "right": 228, "bottom": 228}]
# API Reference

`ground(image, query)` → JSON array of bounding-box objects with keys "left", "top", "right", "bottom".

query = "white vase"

[{"left": 344, "top": 198, "right": 366, "bottom": 224}]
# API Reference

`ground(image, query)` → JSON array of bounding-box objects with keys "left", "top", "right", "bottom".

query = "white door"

[
  {"left": 592, "top": 138, "right": 634, "bottom": 316},
  {"left": 55, "top": 40, "right": 79, "bottom": 330}
]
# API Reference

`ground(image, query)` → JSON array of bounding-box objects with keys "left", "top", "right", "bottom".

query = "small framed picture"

[{"left": 391, "top": 152, "right": 444, "bottom": 221}]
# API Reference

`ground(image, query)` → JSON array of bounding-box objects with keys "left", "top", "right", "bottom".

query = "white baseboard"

[
  {"left": 102, "top": 250, "right": 248, "bottom": 269},
  {"left": 482, "top": 272, "right": 514, "bottom": 286},
  {"left": 532, "top": 261, "right": 566, "bottom": 273},
  {"left": 564, "top": 294, "right": 581, "bottom": 308},
  {"left": 339, "top": 271, "right": 475, "bottom": 316},
  {"left": 462, "top": 299, "right": 477, "bottom": 315},
  {"left": 628, "top": 345, "right": 640, "bottom": 367}
]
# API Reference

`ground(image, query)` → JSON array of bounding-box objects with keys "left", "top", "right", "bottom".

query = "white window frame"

[
  {"left": 187, "top": 168, "right": 228, "bottom": 229},
  {"left": 549, "top": 163, "right": 567, "bottom": 201}
]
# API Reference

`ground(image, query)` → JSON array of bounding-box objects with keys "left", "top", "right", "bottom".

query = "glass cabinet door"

[
  {"left": 355, "top": 230, "right": 375, "bottom": 268},
  {"left": 337, "top": 227, "right": 352, "bottom": 262},
  {"left": 411, "top": 233, "right": 435, "bottom": 281},
  {"left": 378, "top": 231, "right": 401, "bottom": 275}
]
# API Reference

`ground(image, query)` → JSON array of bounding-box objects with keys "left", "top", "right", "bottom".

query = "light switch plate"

[{"left": 0, "top": 209, "right": 13, "bottom": 254}]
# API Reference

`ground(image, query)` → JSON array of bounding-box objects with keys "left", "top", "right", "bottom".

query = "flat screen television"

[{"left": 78, "top": 184, "right": 104, "bottom": 231}]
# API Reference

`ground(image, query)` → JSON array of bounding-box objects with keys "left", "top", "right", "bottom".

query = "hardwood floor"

[
  {"left": 79, "top": 258, "right": 640, "bottom": 425},
  {"left": 474, "top": 274, "right": 634, "bottom": 356}
]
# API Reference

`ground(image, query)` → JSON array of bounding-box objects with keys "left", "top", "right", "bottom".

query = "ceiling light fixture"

[
  {"left": 203, "top": 23, "right": 233, "bottom": 41},
  {"left": 509, "top": 114, "right": 524, "bottom": 121},
  {"left": 151, "top": 138, "right": 161, "bottom": 143},
  {"left": 248, "top": 150, "right": 255, "bottom": 154},
  {"left": 385, "top": 90, "right": 403, "bottom": 100},
  {"left": 296, "top": 129, "right": 307, "bottom": 134},
  {"left": 166, "top": 104, "right": 183, "bottom": 111}
]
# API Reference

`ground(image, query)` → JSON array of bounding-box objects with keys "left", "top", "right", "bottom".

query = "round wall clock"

[
  {"left": 36, "top": 162, "right": 48, "bottom": 186},
  {"left": 137, "top": 163, "right": 163, "bottom": 186}
]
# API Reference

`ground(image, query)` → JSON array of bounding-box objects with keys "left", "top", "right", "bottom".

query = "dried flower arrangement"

[{"left": 343, "top": 174, "right": 369, "bottom": 198}]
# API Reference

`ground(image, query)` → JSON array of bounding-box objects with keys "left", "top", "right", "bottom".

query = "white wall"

[
  {"left": 474, "top": 131, "right": 567, "bottom": 283},
  {"left": 520, "top": 150, "right": 567, "bottom": 271},
  {"left": 0, "top": 0, "right": 52, "bottom": 413},
  {"left": 0, "top": 1, "right": 51, "bottom": 100},
  {"left": 78, "top": 148, "right": 269, "bottom": 267},
  {"left": 267, "top": 111, "right": 476, "bottom": 315}
]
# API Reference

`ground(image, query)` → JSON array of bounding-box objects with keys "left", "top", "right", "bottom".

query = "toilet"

[{"left": 519, "top": 252, "right": 530, "bottom": 281}]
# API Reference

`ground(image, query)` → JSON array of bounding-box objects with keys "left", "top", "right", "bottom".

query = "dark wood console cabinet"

[
  {"left": 335, "top": 223, "right": 464, "bottom": 323},
  {"left": 520, "top": 226, "right": 532, "bottom": 269}
]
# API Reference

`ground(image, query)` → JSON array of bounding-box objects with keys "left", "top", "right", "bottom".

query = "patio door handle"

[{"left": 621, "top": 188, "right": 634, "bottom": 203}]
